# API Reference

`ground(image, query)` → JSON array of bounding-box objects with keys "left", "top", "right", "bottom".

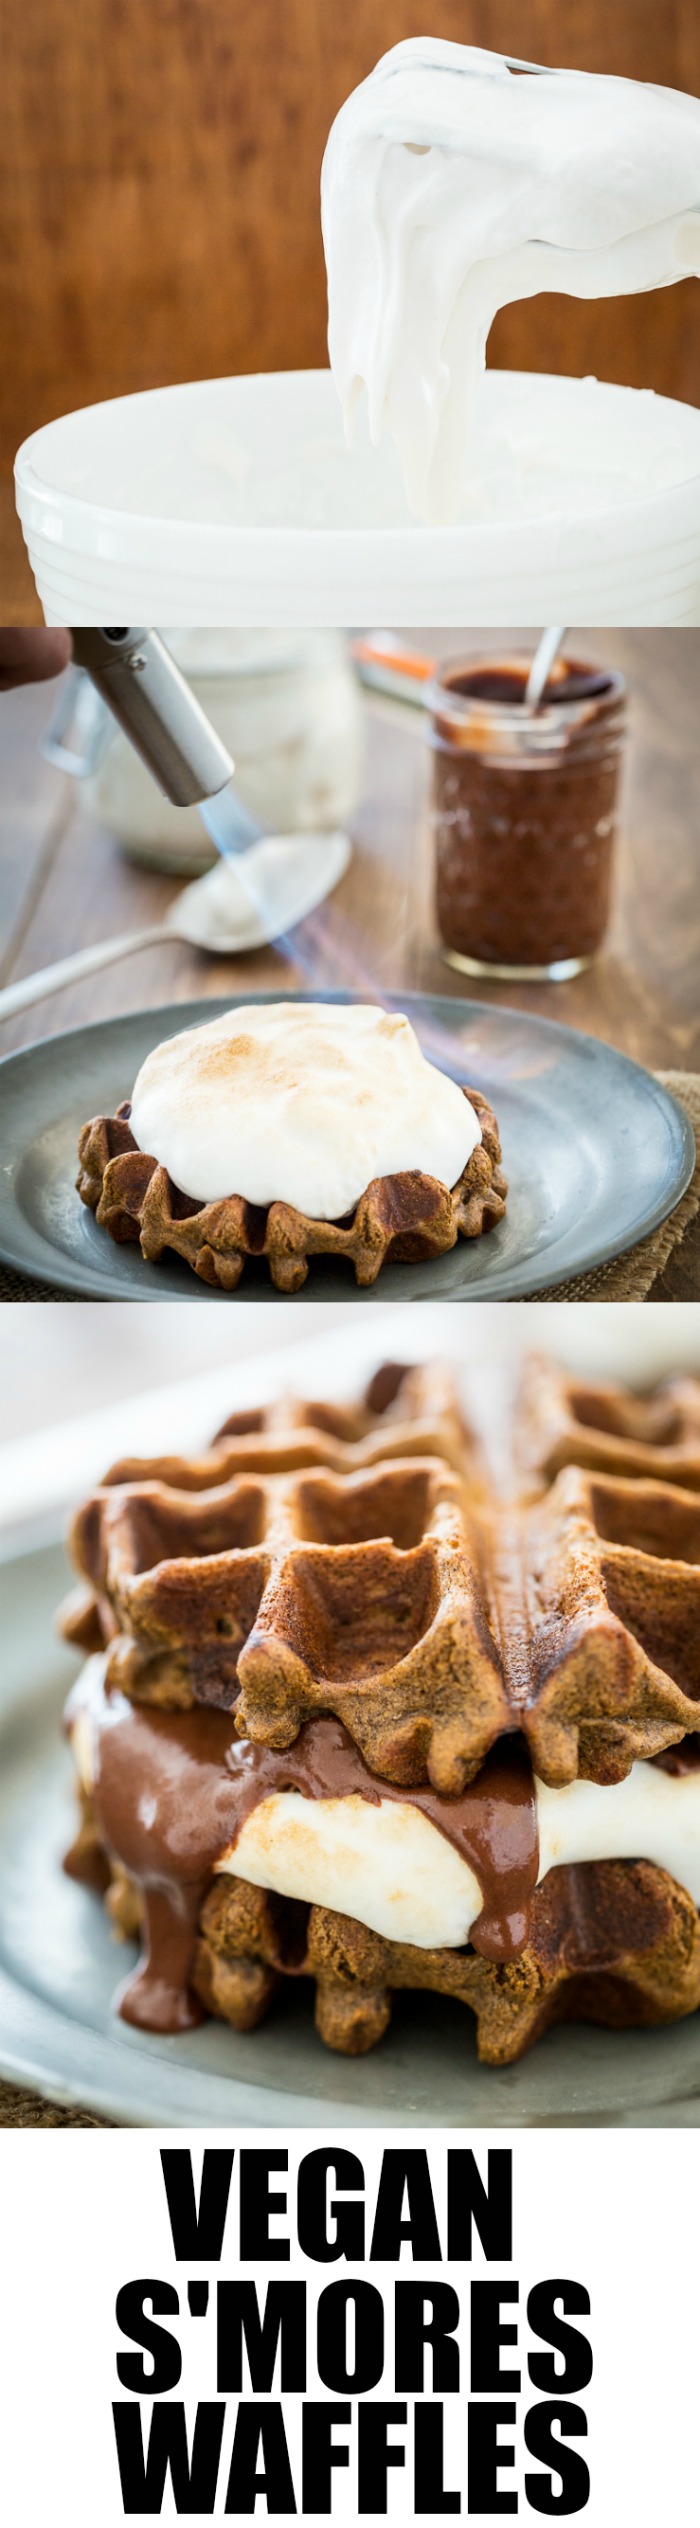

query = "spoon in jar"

[
  {"left": 0, "top": 832, "right": 352, "bottom": 1021},
  {"left": 524, "top": 626, "right": 567, "bottom": 710}
]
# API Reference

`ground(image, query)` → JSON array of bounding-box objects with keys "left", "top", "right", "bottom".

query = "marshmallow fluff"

[
  {"left": 129, "top": 1001, "right": 480, "bottom": 1217},
  {"left": 217, "top": 1763, "right": 700, "bottom": 1948},
  {"left": 322, "top": 38, "right": 700, "bottom": 522},
  {"left": 70, "top": 1685, "right": 700, "bottom": 1954}
]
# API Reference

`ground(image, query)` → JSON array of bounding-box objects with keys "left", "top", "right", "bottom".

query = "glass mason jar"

[
  {"left": 84, "top": 630, "right": 364, "bottom": 873},
  {"left": 429, "top": 655, "right": 628, "bottom": 981}
]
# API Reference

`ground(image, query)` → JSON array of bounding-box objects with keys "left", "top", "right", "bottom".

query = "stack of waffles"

[{"left": 61, "top": 1357, "right": 700, "bottom": 2065}]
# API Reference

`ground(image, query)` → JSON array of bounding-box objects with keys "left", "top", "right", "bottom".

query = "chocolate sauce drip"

[
  {"left": 652, "top": 1734, "right": 700, "bottom": 1778},
  {"left": 71, "top": 1669, "right": 538, "bottom": 2032}
]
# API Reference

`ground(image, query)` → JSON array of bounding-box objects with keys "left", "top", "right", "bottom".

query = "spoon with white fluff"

[
  {"left": 0, "top": 832, "right": 352, "bottom": 1021},
  {"left": 524, "top": 626, "right": 567, "bottom": 710}
]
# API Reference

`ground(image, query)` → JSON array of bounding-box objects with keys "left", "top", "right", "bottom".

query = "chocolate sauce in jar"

[
  {"left": 68, "top": 1663, "right": 539, "bottom": 2031},
  {"left": 430, "top": 655, "right": 627, "bottom": 978}
]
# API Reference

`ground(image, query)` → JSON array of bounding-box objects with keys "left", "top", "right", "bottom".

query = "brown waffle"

[
  {"left": 64, "top": 1453, "right": 508, "bottom": 1790},
  {"left": 103, "top": 1360, "right": 477, "bottom": 1489},
  {"left": 61, "top": 1371, "right": 700, "bottom": 1787},
  {"left": 83, "top": 1840, "right": 700, "bottom": 2066},
  {"left": 512, "top": 1466, "right": 700, "bottom": 1785},
  {"left": 517, "top": 1356, "right": 700, "bottom": 1490},
  {"left": 76, "top": 1087, "right": 507, "bottom": 1290}
]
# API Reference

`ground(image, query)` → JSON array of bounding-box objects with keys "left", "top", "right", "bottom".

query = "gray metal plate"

[
  {"left": 0, "top": 993, "right": 693, "bottom": 1300},
  {"left": 1, "top": 1539, "right": 699, "bottom": 2127}
]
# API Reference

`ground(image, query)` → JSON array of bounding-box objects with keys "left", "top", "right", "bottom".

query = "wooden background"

[{"left": 3, "top": 0, "right": 700, "bottom": 617}]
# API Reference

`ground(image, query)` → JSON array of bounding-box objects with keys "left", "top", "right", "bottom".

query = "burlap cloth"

[
  {"left": 0, "top": 1070, "right": 698, "bottom": 1306},
  {"left": 0, "top": 2080, "right": 111, "bottom": 2127}
]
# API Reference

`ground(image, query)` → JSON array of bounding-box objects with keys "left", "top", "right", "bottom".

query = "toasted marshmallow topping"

[
  {"left": 322, "top": 38, "right": 700, "bottom": 522},
  {"left": 129, "top": 1001, "right": 480, "bottom": 1217}
]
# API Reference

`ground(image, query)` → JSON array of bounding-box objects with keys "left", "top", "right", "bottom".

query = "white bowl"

[{"left": 15, "top": 366, "right": 700, "bottom": 625}]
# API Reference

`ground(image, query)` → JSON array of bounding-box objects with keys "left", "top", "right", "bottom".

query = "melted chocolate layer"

[{"left": 68, "top": 1665, "right": 538, "bottom": 2032}]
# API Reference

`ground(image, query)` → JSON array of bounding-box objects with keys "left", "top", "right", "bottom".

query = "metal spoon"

[
  {"left": 524, "top": 626, "right": 567, "bottom": 710},
  {"left": 0, "top": 832, "right": 351, "bottom": 1022}
]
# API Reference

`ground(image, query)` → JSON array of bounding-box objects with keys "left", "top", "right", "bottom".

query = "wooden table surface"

[{"left": 1, "top": 627, "right": 699, "bottom": 1297}]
